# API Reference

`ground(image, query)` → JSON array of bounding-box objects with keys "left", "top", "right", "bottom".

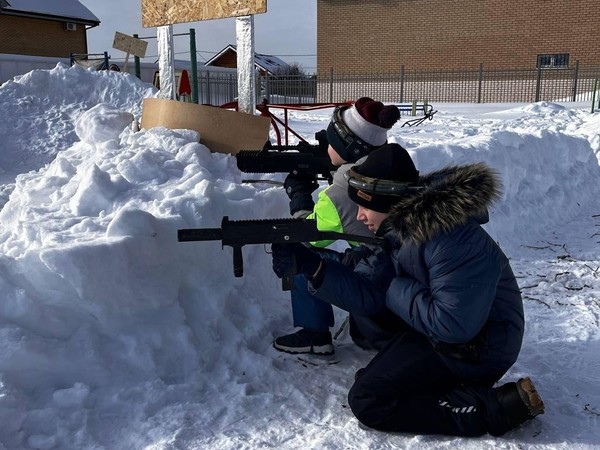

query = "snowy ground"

[{"left": 0, "top": 64, "right": 599, "bottom": 449}]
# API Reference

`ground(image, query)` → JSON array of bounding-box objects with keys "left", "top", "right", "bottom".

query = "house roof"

[
  {"left": 204, "top": 44, "right": 290, "bottom": 75},
  {"left": 0, "top": 0, "right": 100, "bottom": 24}
]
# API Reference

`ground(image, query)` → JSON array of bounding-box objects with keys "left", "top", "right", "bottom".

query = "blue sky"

[{"left": 78, "top": 0, "right": 317, "bottom": 72}]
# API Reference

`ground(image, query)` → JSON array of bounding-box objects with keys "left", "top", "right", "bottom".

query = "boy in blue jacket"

[{"left": 271, "top": 143, "right": 544, "bottom": 436}]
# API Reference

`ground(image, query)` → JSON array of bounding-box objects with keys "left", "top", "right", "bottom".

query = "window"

[{"left": 537, "top": 53, "right": 569, "bottom": 69}]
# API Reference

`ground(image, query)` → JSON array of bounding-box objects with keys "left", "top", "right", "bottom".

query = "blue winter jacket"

[{"left": 311, "top": 163, "right": 524, "bottom": 378}]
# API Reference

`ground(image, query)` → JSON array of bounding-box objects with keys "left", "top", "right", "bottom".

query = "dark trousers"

[{"left": 348, "top": 329, "right": 511, "bottom": 436}]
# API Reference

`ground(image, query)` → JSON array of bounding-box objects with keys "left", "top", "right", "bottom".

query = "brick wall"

[
  {"left": 0, "top": 15, "right": 88, "bottom": 58},
  {"left": 317, "top": 0, "right": 600, "bottom": 75}
]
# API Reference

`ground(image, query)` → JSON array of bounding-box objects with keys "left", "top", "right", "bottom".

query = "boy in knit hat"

[
  {"left": 286, "top": 97, "right": 400, "bottom": 218},
  {"left": 274, "top": 97, "right": 401, "bottom": 355},
  {"left": 271, "top": 143, "right": 545, "bottom": 436}
]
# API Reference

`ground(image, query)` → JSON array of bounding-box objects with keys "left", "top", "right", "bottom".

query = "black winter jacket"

[{"left": 312, "top": 163, "right": 524, "bottom": 378}]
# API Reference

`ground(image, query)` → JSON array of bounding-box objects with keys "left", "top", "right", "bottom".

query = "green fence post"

[
  {"left": 133, "top": 34, "right": 141, "bottom": 79},
  {"left": 189, "top": 28, "right": 199, "bottom": 103}
]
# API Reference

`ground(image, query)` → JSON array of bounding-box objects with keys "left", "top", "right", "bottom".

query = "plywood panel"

[
  {"left": 140, "top": 98, "right": 271, "bottom": 155},
  {"left": 142, "top": 0, "right": 267, "bottom": 27}
]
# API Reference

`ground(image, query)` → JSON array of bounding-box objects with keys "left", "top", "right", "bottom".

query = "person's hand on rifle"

[
  {"left": 284, "top": 173, "right": 319, "bottom": 218},
  {"left": 271, "top": 243, "right": 325, "bottom": 284}
]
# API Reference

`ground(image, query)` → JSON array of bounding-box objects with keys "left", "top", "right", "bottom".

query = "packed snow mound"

[
  {"left": 520, "top": 101, "right": 569, "bottom": 114},
  {"left": 0, "top": 63, "right": 157, "bottom": 180},
  {"left": 0, "top": 103, "right": 290, "bottom": 449},
  {"left": 408, "top": 127, "right": 600, "bottom": 253}
]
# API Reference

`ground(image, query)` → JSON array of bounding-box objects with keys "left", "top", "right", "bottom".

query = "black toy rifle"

[
  {"left": 236, "top": 140, "right": 335, "bottom": 183},
  {"left": 178, "top": 216, "right": 382, "bottom": 290}
]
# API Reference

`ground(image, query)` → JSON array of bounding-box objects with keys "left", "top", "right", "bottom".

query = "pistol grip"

[{"left": 233, "top": 246, "right": 243, "bottom": 277}]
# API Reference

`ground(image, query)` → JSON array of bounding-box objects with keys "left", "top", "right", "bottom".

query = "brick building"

[
  {"left": 316, "top": 0, "right": 600, "bottom": 75},
  {"left": 0, "top": 0, "right": 99, "bottom": 58}
]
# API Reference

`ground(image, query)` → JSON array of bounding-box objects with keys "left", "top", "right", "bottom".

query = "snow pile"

[{"left": 0, "top": 63, "right": 156, "bottom": 183}]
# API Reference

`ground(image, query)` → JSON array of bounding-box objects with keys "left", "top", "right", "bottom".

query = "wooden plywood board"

[
  {"left": 142, "top": 0, "right": 267, "bottom": 28},
  {"left": 113, "top": 32, "right": 148, "bottom": 58},
  {"left": 140, "top": 98, "right": 271, "bottom": 155}
]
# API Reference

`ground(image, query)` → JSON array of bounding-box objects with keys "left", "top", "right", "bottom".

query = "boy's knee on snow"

[{"left": 348, "top": 382, "right": 384, "bottom": 429}]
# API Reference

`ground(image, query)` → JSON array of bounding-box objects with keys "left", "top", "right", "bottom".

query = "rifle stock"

[{"left": 178, "top": 216, "right": 382, "bottom": 290}]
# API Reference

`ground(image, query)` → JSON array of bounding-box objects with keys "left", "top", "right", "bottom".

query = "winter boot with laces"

[
  {"left": 273, "top": 328, "right": 334, "bottom": 355},
  {"left": 495, "top": 377, "right": 545, "bottom": 431}
]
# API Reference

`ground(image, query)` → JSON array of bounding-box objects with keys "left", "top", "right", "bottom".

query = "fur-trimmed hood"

[{"left": 385, "top": 163, "right": 502, "bottom": 244}]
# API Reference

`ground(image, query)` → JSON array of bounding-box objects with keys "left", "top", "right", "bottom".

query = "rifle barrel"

[{"left": 177, "top": 228, "right": 222, "bottom": 242}]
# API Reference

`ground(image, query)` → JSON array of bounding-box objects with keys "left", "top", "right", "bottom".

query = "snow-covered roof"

[
  {"left": 204, "top": 44, "right": 290, "bottom": 75},
  {"left": 1, "top": 0, "right": 99, "bottom": 24}
]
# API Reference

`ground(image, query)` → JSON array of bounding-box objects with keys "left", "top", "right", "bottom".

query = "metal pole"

[
  {"left": 400, "top": 65, "right": 405, "bottom": 103},
  {"left": 189, "top": 28, "right": 199, "bottom": 103},
  {"left": 477, "top": 63, "right": 483, "bottom": 103},
  {"left": 535, "top": 64, "right": 542, "bottom": 103},
  {"left": 329, "top": 67, "right": 334, "bottom": 103},
  {"left": 206, "top": 70, "right": 211, "bottom": 105},
  {"left": 264, "top": 73, "right": 270, "bottom": 102},
  {"left": 572, "top": 60, "right": 580, "bottom": 102},
  {"left": 592, "top": 79, "right": 598, "bottom": 113},
  {"left": 133, "top": 34, "right": 141, "bottom": 79}
]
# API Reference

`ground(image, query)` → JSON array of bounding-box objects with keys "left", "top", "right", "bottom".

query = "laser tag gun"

[
  {"left": 235, "top": 132, "right": 335, "bottom": 183},
  {"left": 177, "top": 216, "right": 383, "bottom": 290}
]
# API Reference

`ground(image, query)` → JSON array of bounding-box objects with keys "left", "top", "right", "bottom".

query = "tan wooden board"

[
  {"left": 113, "top": 32, "right": 148, "bottom": 58},
  {"left": 140, "top": 98, "right": 271, "bottom": 155},
  {"left": 142, "top": 0, "right": 267, "bottom": 27}
]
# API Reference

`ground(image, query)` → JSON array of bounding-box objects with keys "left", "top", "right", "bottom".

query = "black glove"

[
  {"left": 284, "top": 173, "right": 318, "bottom": 216},
  {"left": 284, "top": 173, "right": 319, "bottom": 199},
  {"left": 341, "top": 245, "right": 375, "bottom": 269},
  {"left": 271, "top": 243, "right": 322, "bottom": 279}
]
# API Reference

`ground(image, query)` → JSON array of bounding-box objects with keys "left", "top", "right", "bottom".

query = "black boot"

[
  {"left": 273, "top": 328, "right": 334, "bottom": 355},
  {"left": 495, "top": 377, "right": 545, "bottom": 430}
]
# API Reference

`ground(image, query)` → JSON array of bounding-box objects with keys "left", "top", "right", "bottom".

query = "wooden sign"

[
  {"left": 112, "top": 32, "right": 148, "bottom": 58},
  {"left": 142, "top": 0, "right": 267, "bottom": 27}
]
